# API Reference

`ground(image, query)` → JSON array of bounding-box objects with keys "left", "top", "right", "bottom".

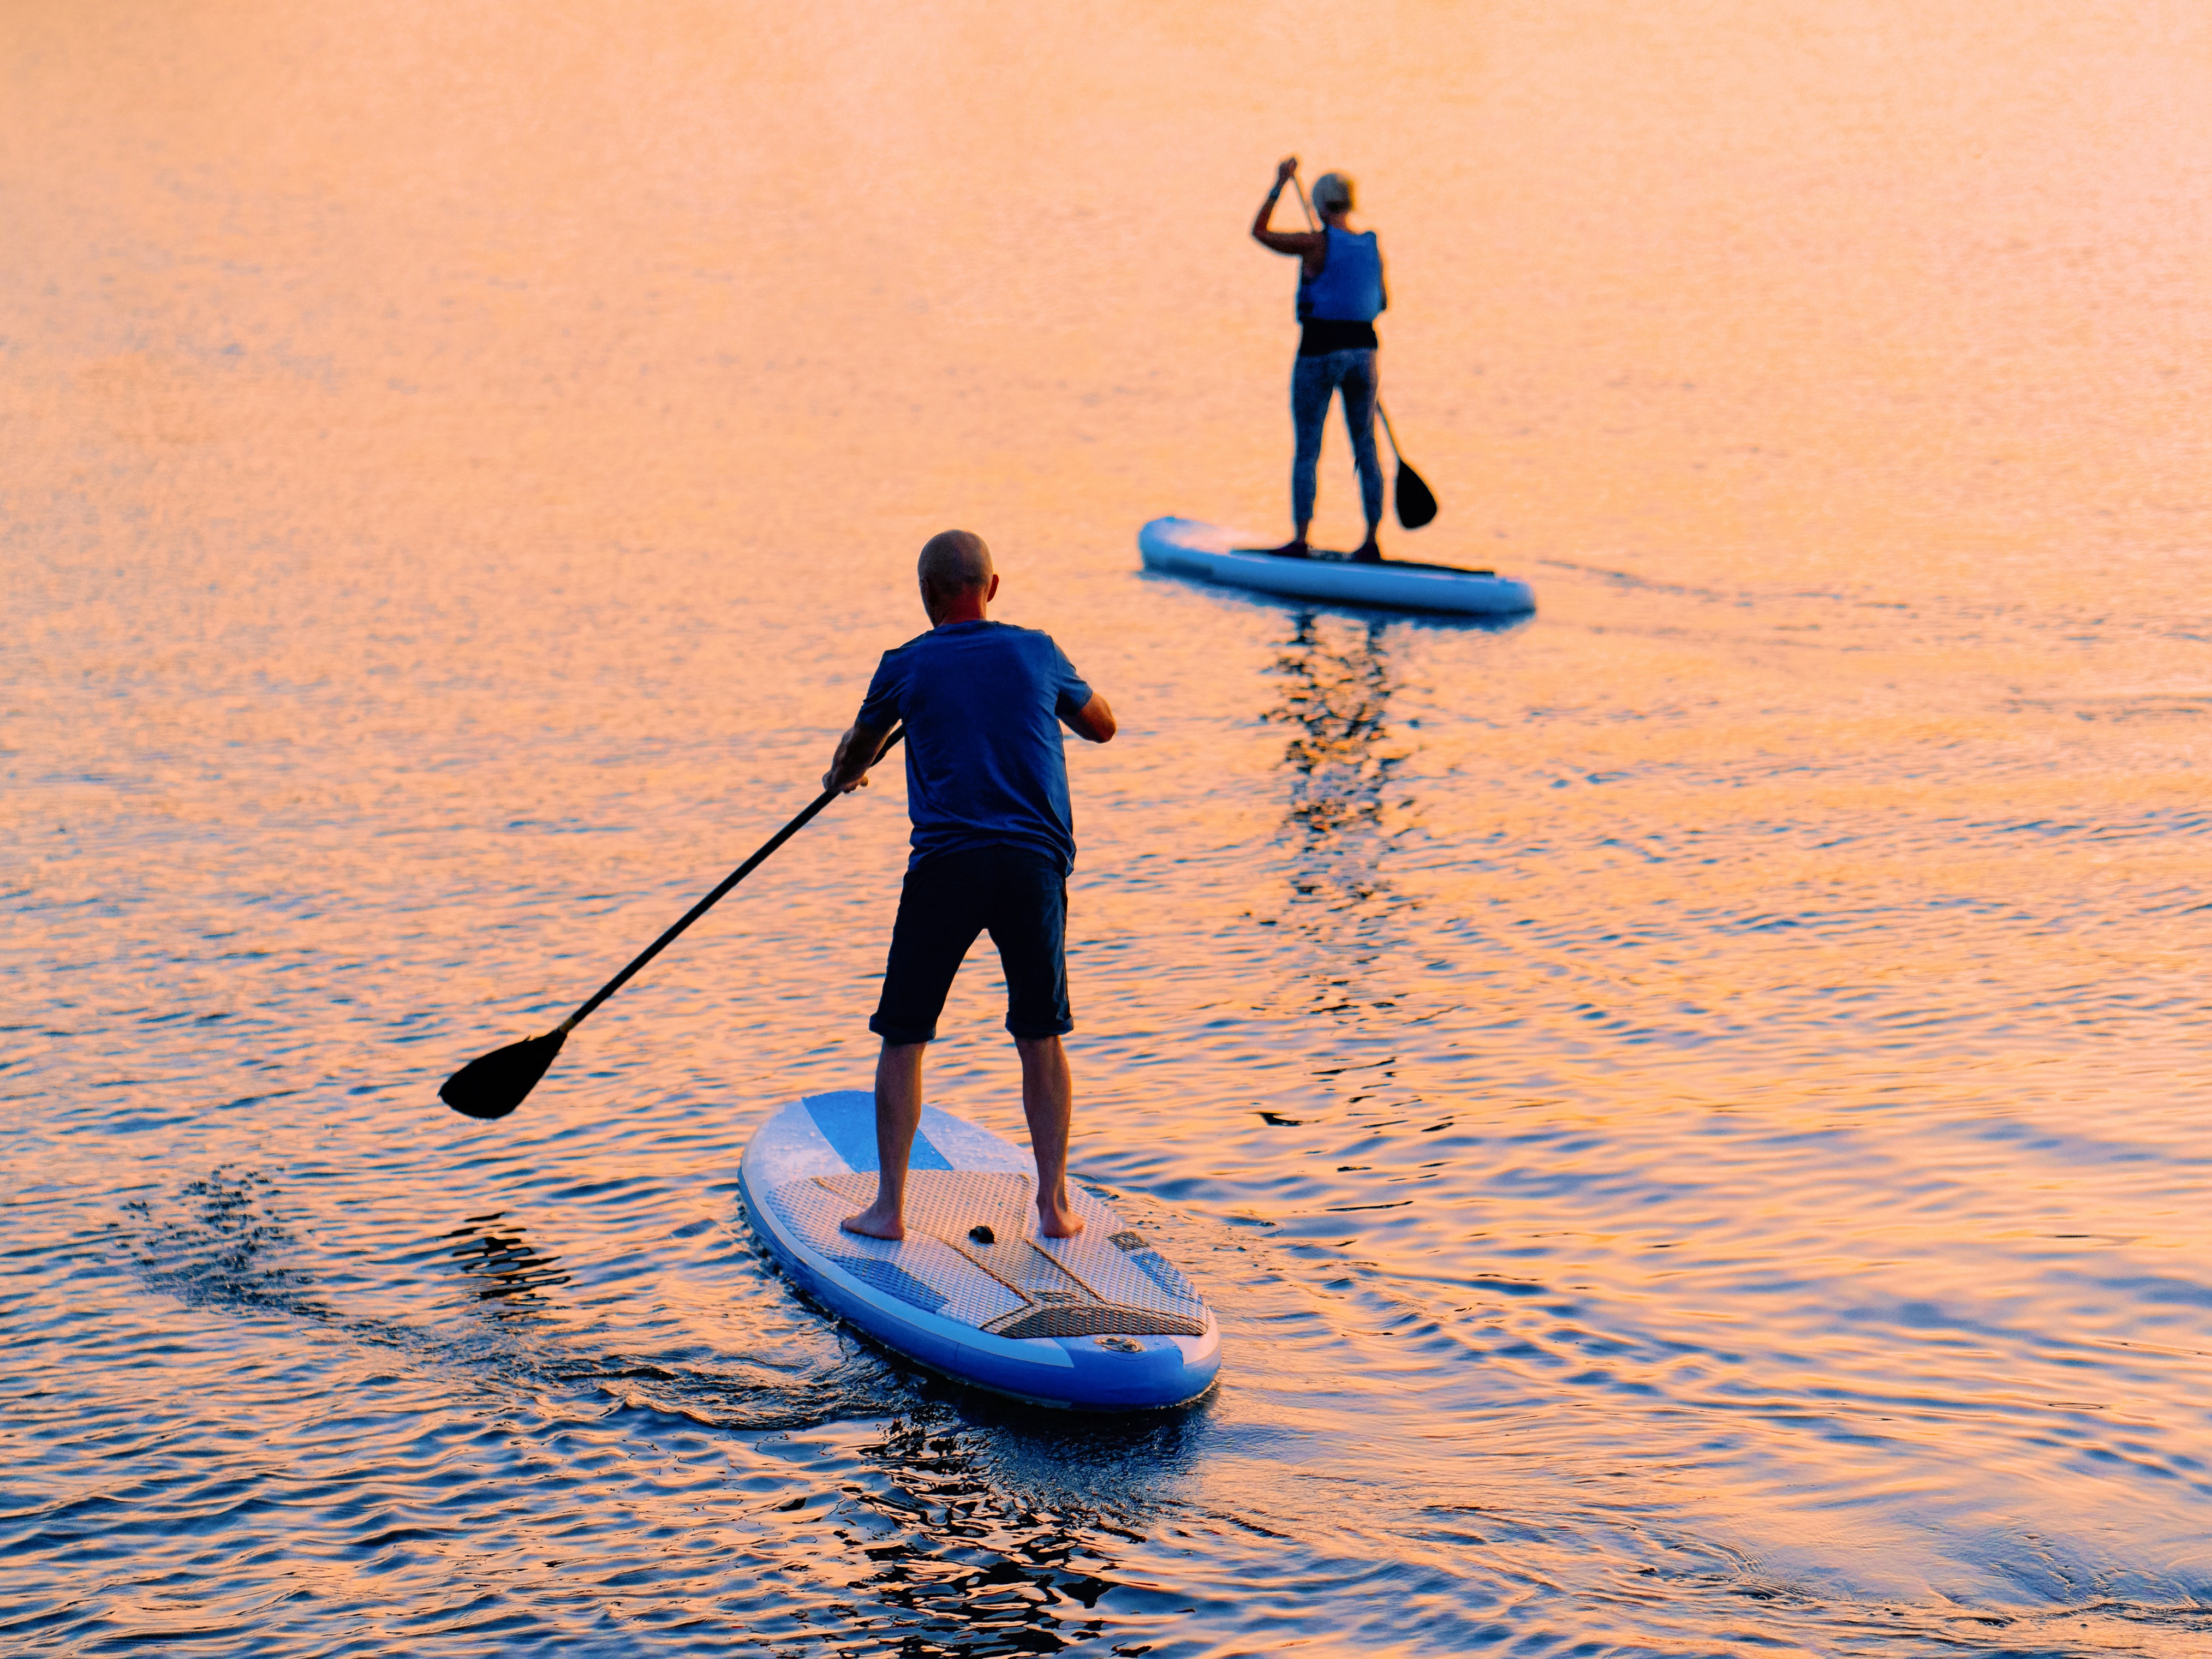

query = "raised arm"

[
  {"left": 1064, "top": 692, "right": 1116, "bottom": 744},
  {"left": 1251, "top": 156, "right": 1326, "bottom": 263}
]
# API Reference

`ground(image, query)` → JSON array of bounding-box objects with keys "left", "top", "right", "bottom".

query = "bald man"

[{"left": 822, "top": 530, "right": 1118, "bottom": 1240}]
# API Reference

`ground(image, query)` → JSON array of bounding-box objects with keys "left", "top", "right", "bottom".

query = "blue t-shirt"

[{"left": 856, "top": 620, "right": 1095, "bottom": 873}]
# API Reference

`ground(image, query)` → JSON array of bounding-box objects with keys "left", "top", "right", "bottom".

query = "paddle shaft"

[
  {"left": 555, "top": 726, "right": 904, "bottom": 1034},
  {"left": 1290, "top": 172, "right": 1408, "bottom": 465}
]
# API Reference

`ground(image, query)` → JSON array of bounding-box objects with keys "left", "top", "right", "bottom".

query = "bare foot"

[
  {"left": 839, "top": 1203, "right": 905, "bottom": 1241},
  {"left": 1035, "top": 1195, "right": 1086, "bottom": 1239},
  {"left": 1261, "top": 539, "right": 1310, "bottom": 559}
]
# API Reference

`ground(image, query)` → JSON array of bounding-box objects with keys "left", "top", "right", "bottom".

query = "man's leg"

[
  {"left": 985, "top": 849, "right": 1082, "bottom": 1237},
  {"left": 845, "top": 854, "right": 980, "bottom": 1240},
  {"left": 1016, "top": 1035, "right": 1081, "bottom": 1238},
  {"left": 1340, "top": 350, "right": 1385, "bottom": 559},
  {"left": 840, "top": 1041, "right": 926, "bottom": 1240}
]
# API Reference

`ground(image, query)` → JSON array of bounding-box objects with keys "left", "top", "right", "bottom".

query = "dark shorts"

[{"left": 870, "top": 845, "right": 1072, "bottom": 1046}]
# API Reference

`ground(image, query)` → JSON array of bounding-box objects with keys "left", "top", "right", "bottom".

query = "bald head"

[{"left": 917, "top": 529, "right": 996, "bottom": 623}]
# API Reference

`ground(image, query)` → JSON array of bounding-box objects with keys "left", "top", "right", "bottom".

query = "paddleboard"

[
  {"left": 1139, "top": 515, "right": 1535, "bottom": 616},
  {"left": 738, "top": 1091, "right": 1221, "bottom": 1410}
]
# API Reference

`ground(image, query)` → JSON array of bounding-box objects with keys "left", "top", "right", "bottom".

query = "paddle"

[
  {"left": 439, "top": 726, "right": 905, "bottom": 1121},
  {"left": 1291, "top": 172, "right": 1439, "bottom": 533},
  {"left": 1375, "top": 402, "right": 1439, "bottom": 530}
]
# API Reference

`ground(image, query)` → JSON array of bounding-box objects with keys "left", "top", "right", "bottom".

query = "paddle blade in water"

[
  {"left": 440, "top": 1029, "right": 567, "bottom": 1120},
  {"left": 1395, "top": 461, "right": 1439, "bottom": 530}
]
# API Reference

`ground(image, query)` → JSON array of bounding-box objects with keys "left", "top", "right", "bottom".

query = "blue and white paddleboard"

[
  {"left": 738, "top": 1091, "right": 1221, "bottom": 1410},
  {"left": 1139, "top": 515, "right": 1536, "bottom": 616}
]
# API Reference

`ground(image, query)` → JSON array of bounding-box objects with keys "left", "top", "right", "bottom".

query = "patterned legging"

[{"left": 1291, "top": 348, "right": 1383, "bottom": 528}]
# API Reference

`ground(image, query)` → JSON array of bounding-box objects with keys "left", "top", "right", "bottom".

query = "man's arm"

[
  {"left": 1063, "top": 693, "right": 1116, "bottom": 744},
  {"left": 823, "top": 719, "right": 895, "bottom": 793},
  {"left": 1252, "top": 156, "right": 1325, "bottom": 262}
]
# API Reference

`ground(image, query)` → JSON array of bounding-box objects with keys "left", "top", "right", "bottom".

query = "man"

[
  {"left": 1250, "top": 156, "right": 1388, "bottom": 561},
  {"left": 822, "top": 530, "right": 1117, "bottom": 1241}
]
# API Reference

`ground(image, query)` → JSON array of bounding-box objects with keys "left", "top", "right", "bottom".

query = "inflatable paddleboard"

[
  {"left": 1139, "top": 515, "right": 1535, "bottom": 616},
  {"left": 738, "top": 1091, "right": 1221, "bottom": 1410}
]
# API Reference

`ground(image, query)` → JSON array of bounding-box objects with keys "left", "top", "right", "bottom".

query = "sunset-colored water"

[{"left": 7, "top": 1, "right": 2211, "bottom": 1652}]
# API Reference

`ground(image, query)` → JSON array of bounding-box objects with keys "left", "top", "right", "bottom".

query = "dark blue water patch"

[
  {"left": 2089, "top": 1274, "right": 2212, "bottom": 1310},
  {"left": 445, "top": 1215, "right": 571, "bottom": 1305}
]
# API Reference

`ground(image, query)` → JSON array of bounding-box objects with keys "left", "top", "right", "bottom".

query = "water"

[{"left": 7, "top": 1, "right": 2211, "bottom": 1652}]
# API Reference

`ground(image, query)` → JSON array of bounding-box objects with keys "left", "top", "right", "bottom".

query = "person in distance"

[{"left": 1251, "top": 156, "right": 1388, "bottom": 562}]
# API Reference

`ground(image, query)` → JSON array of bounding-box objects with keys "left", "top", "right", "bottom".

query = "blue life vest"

[{"left": 1296, "top": 227, "right": 1386, "bottom": 323}]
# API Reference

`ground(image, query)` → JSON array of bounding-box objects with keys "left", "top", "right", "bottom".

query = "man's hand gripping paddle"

[
  {"left": 1292, "top": 170, "right": 1439, "bottom": 532},
  {"left": 440, "top": 727, "right": 905, "bottom": 1121}
]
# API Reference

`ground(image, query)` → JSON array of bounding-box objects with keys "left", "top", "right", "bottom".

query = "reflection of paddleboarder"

[{"left": 1251, "top": 156, "right": 1388, "bottom": 562}]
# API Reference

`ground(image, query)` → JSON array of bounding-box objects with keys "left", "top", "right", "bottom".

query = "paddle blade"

[
  {"left": 440, "top": 1029, "right": 567, "bottom": 1121},
  {"left": 1394, "top": 461, "right": 1439, "bottom": 529}
]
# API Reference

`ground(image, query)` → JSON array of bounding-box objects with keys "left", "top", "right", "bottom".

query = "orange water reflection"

[{"left": 8, "top": 1, "right": 2212, "bottom": 1652}]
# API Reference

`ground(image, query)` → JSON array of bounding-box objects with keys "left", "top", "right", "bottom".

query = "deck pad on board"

[
  {"left": 766, "top": 1170, "right": 1208, "bottom": 1338},
  {"left": 738, "top": 1091, "right": 1221, "bottom": 1407}
]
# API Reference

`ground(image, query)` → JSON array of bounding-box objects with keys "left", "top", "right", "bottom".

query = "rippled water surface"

[{"left": 8, "top": 2, "right": 2212, "bottom": 1653}]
